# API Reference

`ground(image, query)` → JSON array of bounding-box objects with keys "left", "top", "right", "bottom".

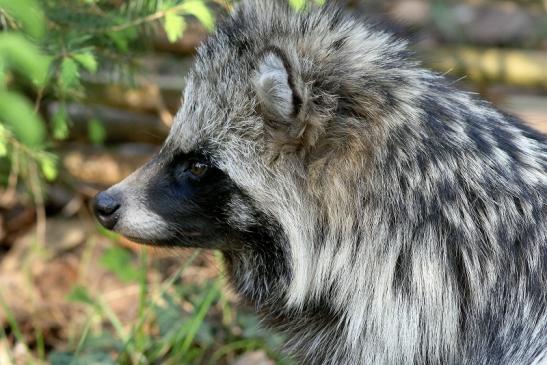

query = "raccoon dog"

[{"left": 94, "top": 1, "right": 547, "bottom": 364}]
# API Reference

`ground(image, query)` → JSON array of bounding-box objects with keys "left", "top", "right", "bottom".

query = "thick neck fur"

[{"left": 225, "top": 73, "right": 547, "bottom": 364}]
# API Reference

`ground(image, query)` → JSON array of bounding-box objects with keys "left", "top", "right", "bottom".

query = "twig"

[
  {"left": 94, "top": 2, "right": 201, "bottom": 34},
  {"left": 28, "top": 160, "right": 47, "bottom": 245},
  {"left": 34, "top": 87, "right": 45, "bottom": 113},
  {"left": 0, "top": 148, "right": 19, "bottom": 206}
]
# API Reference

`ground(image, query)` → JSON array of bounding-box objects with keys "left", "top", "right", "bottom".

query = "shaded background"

[{"left": 0, "top": 0, "right": 545, "bottom": 364}]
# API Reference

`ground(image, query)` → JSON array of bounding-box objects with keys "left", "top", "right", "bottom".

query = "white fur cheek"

[{"left": 114, "top": 203, "right": 171, "bottom": 241}]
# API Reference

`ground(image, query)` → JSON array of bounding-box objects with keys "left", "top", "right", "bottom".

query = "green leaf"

[
  {"left": 39, "top": 153, "right": 58, "bottom": 181},
  {"left": 0, "top": 33, "right": 50, "bottom": 87},
  {"left": 52, "top": 104, "right": 70, "bottom": 140},
  {"left": 0, "top": 57, "right": 5, "bottom": 87},
  {"left": 179, "top": 2, "right": 214, "bottom": 31},
  {"left": 288, "top": 0, "right": 306, "bottom": 10},
  {"left": 66, "top": 285, "right": 95, "bottom": 306},
  {"left": 100, "top": 247, "right": 141, "bottom": 283},
  {"left": 60, "top": 57, "right": 80, "bottom": 90},
  {"left": 0, "top": 91, "right": 45, "bottom": 147},
  {"left": 73, "top": 51, "right": 98, "bottom": 73},
  {"left": 88, "top": 118, "right": 106, "bottom": 145},
  {"left": 0, "top": 124, "right": 7, "bottom": 157},
  {"left": 164, "top": 12, "right": 186, "bottom": 43},
  {"left": 0, "top": 0, "right": 46, "bottom": 39},
  {"left": 107, "top": 31, "right": 129, "bottom": 52},
  {"left": 106, "top": 27, "right": 138, "bottom": 53}
]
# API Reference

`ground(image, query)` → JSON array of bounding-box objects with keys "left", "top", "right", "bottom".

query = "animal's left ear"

[
  {"left": 253, "top": 48, "right": 326, "bottom": 157},
  {"left": 253, "top": 50, "right": 297, "bottom": 122}
]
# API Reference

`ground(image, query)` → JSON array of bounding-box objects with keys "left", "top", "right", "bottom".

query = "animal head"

[{"left": 94, "top": 0, "right": 419, "bottom": 304}]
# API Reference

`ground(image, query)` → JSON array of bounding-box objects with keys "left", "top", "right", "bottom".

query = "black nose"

[{"left": 93, "top": 191, "right": 121, "bottom": 230}]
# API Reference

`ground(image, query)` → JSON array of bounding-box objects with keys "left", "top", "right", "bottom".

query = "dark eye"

[{"left": 188, "top": 161, "right": 209, "bottom": 177}]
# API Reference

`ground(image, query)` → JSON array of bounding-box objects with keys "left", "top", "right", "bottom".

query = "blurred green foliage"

[
  {"left": 0, "top": 0, "right": 332, "bottom": 202},
  {"left": 58, "top": 248, "right": 291, "bottom": 364},
  {"left": 0, "top": 0, "right": 216, "bottom": 202}
]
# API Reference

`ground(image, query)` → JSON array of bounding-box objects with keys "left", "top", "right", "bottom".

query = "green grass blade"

[{"left": 179, "top": 280, "right": 220, "bottom": 355}]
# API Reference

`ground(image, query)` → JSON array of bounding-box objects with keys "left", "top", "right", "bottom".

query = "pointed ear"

[
  {"left": 253, "top": 50, "right": 297, "bottom": 122},
  {"left": 254, "top": 48, "right": 330, "bottom": 159}
]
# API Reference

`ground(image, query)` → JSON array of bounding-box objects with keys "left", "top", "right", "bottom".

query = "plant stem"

[{"left": 97, "top": 3, "right": 194, "bottom": 34}]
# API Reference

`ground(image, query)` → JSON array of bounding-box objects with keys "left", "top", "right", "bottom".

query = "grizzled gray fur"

[{"left": 94, "top": 1, "right": 547, "bottom": 364}]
